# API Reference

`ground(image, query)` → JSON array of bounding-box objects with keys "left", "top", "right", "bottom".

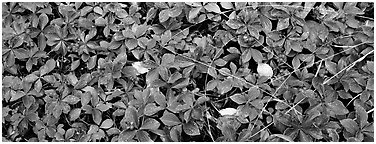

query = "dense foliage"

[{"left": 2, "top": 2, "right": 374, "bottom": 142}]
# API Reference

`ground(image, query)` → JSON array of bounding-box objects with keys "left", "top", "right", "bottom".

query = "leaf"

[
  {"left": 214, "top": 58, "right": 227, "bottom": 66},
  {"left": 123, "top": 106, "right": 139, "bottom": 127},
  {"left": 96, "top": 103, "right": 111, "bottom": 112},
  {"left": 144, "top": 103, "right": 163, "bottom": 116},
  {"left": 306, "top": 21, "right": 329, "bottom": 42},
  {"left": 292, "top": 56, "right": 300, "bottom": 70},
  {"left": 325, "top": 60, "right": 337, "bottom": 75},
  {"left": 277, "top": 18, "right": 289, "bottom": 31},
  {"left": 343, "top": 2, "right": 364, "bottom": 15},
  {"left": 220, "top": 2, "right": 233, "bottom": 9},
  {"left": 207, "top": 67, "right": 217, "bottom": 78},
  {"left": 135, "top": 25, "right": 149, "bottom": 38},
  {"left": 172, "top": 78, "right": 189, "bottom": 89},
  {"left": 230, "top": 94, "right": 247, "bottom": 104},
  {"left": 82, "top": 86, "right": 98, "bottom": 97},
  {"left": 81, "top": 92, "right": 91, "bottom": 106},
  {"left": 340, "top": 119, "right": 359, "bottom": 135},
  {"left": 93, "top": 109, "right": 102, "bottom": 125},
  {"left": 183, "top": 121, "right": 200, "bottom": 136},
  {"left": 251, "top": 48, "right": 263, "bottom": 63},
  {"left": 354, "top": 103, "right": 368, "bottom": 128},
  {"left": 107, "top": 128, "right": 120, "bottom": 136},
  {"left": 69, "top": 108, "right": 81, "bottom": 121},
  {"left": 188, "top": 7, "right": 202, "bottom": 21},
  {"left": 132, "top": 62, "right": 150, "bottom": 74},
  {"left": 136, "top": 130, "right": 152, "bottom": 142},
  {"left": 66, "top": 73, "right": 78, "bottom": 86},
  {"left": 65, "top": 128, "right": 75, "bottom": 139},
  {"left": 160, "top": 111, "right": 181, "bottom": 126},
  {"left": 260, "top": 15, "right": 272, "bottom": 32},
  {"left": 219, "top": 108, "right": 238, "bottom": 116},
  {"left": 346, "top": 17, "right": 360, "bottom": 28},
  {"left": 326, "top": 100, "right": 349, "bottom": 115},
  {"left": 288, "top": 40, "right": 303, "bottom": 52},
  {"left": 71, "top": 60, "right": 80, "bottom": 71},
  {"left": 161, "top": 53, "right": 175, "bottom": 65},
  {"left": 257, "top": 63, "right": 273, "bottom": 77},
  {"left": 113, "top": 52, "right": 127, "bottom": 65},
  {"left": 95, "top": 17, "right": 106, "bottom": 26},
  {"left": 146, "top": 7, "right": 157, "bottom": 22},
  {"left": 140, "top": 118, "right": 160, "bottom": 130},
  {"left": 204, "top": 3, "right": 221, "bottom": 13},
  {"left": 226, "top": 19, "right": 243, "bottom": 29},
  {"left": 349, "top": 80, "right": 362, "bottom": 93},
  {"left": 170, "top": 125, "right": 182, "bottom": 142},
  {"left": 125, "top": 39, "right": 138, "bottom": 50},
  {"left": 22, "top": 95, "right": 35, "bottom": 109},
  {"left": 100, "top": 119, "right": 114, "bottom": 129},
  {"left": 10, "top": 90, "right": 25, "bottom": 102},
  {"left": 270, "top": 134, "right": 294, "bottom": 142},
  {"left": 87, "top": 55, "right": 97, "bottom": 70},
  {"left": 24, "top": 73, "right": 39, "bottom": 82},
  {"left": 217, "top": 78, "right": 232, "bottom": 94},
  {"left": 153, "top": 90, "right": 167, "bottom": 107},
  {"left": 206, "top": 79, "right": 218, "bottom": 91},
  {"left": 241, "top": 49, "right": 252, "bottom": 63},
  {"left": 159, "top": 9, "right": 170, "bottom": 23},
  {"left": 119, "top": 130, "right": 137, "bottom": 142},
  {"left": 168, "top": 72, "right": 183, "bottom": 83},
  {"left": 13, "top": 48, "right": 29, "bottom": 59},
  {"left": 337, "top": 90, "right": 353, "bottom": 99},
  {"left": 93, "top": 6, "right": 103, "bottom": 15},
  {"left": 40, "top": 59, "right": 56, "bottom": 76},
  {"left": 161, "top": 30, "right": 171, "bottom": 45},
  {"left": 366, "top": 78, "right": 374, "bottom": 90},
  {"left": 62, "top": 95, "right": 80, "bottom": 104}
]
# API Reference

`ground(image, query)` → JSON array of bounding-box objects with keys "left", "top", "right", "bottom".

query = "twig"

[
  {"left": 244, "top": 122, "right": 273, "bottom": 141},
  {"left": 367, "top": 108, "right": 374, "bottom": 114},
  {"left": 323, "top": 49, "right": 374, "bottom": 85},
  {"left": 315, "top": 61, "right": 322, "bottom": 77},
  {"left": 346, "top": 93, "right": 362, "bottom": 107},
  {"left": 285, "top": 96, "right": 306, "bottom": 114}
]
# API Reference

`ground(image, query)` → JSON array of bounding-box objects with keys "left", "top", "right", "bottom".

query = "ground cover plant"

[{"left": 1, "top": 2, "right": 374, "bottom": 142}]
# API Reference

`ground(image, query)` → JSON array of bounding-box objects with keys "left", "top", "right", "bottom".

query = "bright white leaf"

[
  {"left": 257, "top": 63, "right": 273, "bottom": 77},
  {"left": 132, "top": 62, "right": 150, "bottom": 74},
  {"left": 219, "top": 108, "right": 238, "bottom": 116}
]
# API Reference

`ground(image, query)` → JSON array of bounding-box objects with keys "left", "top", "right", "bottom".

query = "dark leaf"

[{"left": 183, "top": 121, "right": 200, "bottom": 136}]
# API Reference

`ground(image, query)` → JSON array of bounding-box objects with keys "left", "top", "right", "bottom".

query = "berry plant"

[{"left": 2, "top": 2, "right": 374, "bottom": 142}]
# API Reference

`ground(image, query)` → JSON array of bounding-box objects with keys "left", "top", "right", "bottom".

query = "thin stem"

[{"left": 323, "top": 49, "right": 374, "bottom": 85}]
